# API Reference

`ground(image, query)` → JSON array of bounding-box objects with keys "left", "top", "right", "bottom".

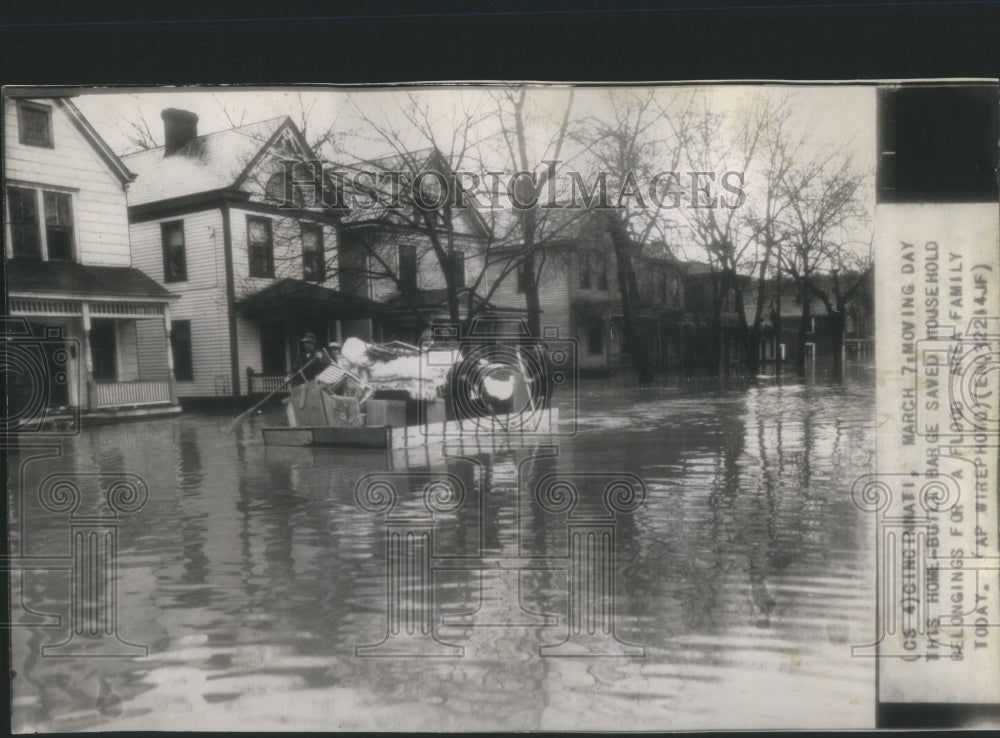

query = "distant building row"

[{"left": 5, "top": 98, "right": 870, "bottom": 418}]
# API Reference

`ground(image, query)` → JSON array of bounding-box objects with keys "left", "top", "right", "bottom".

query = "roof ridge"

[{"left": 121, "top": 115, "right": 289, "bottom": 158}]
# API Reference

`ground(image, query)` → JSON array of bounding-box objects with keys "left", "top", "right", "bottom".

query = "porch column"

[
  {"left": 81, "top": 303, "right": 96, "bottom": 411},
  {"left": 163, "top": 305, "right": 178, "bottom": 405}
]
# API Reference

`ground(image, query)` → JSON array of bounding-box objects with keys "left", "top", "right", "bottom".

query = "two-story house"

[
  {"left": 122, "top": 109, "right": 383, "bottom": 402},
  {"left": 4, "top": 94, "right": 180, "bottom": 421},
  {"left": 487, "top": 212, "right": 686, "bottom": 373},
  {"left": 338, "top": 147, "right": 526, "bottom": 343}
]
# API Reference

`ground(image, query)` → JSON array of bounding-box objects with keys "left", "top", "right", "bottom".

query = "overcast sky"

[{"left": 73, "top": 84, "right": 876, "bottom": 260}]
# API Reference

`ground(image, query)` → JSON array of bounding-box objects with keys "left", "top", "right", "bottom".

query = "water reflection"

[{"left": 9, "top": 373, "right": 876, "bottom": 731}]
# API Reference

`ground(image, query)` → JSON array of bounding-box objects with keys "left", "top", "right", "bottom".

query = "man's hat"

[
  {"left": 327, "top": 341, "right": 341, "bottom": 350},
  {"left": 300, "top": 332, "right": 317, "bottom": 344}
]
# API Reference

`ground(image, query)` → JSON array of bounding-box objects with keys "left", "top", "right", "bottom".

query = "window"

[
  {"left": 43, "top": 192, "right": 74, "bottom": 260},
  {"left": 6, "top": 187, "right": 75, "bottom": 260},
  {"left": 90, "top": 319, "right": 117, "bottom": 381},
  {"left": 586, "top": 316, "right": 604, "bottom": 355},
  {"left": 659, "top": 270, "right": 668, "bottom": 304},
  {"left": 7, "top": 186, "right": 41, "bottom": 258},
  {"left": 161, "top": 221, "right": 186, "bottom": 282},
  {"left": 18, "top": 102, "right": 53, "bottom": 147},
  {"left": 302, "top": 224, "right": 324, "bottom": 282},
  {"left": 579, "top": 251, "right": 591, "bottom": 289},
  {"left": 596, "top": 254, "right": 608, "bottom": 291},
  {"left": 399, "top": 244, "right": 417, "bottom": 293},
  {"left": 170, "top": 320, "right": 194, "bottom": 381},
  {"left": 451, "top": 250, "right": 465, "bottom": 288},
  {"left": 247, "top": 217, "right": 274, "bottom": 278}
]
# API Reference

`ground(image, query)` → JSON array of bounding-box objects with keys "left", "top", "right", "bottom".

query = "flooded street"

[{"left": 10, "top": 371, "right": 877, "bottom": 731}]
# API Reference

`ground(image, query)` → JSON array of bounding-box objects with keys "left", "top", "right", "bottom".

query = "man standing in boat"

[{"left": 290, "top": 333, "right": 332, "bottom": 387}]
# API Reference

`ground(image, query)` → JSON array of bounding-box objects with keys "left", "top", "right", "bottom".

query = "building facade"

[
  {"left": 486, "top": 215, "right": 686, "bottom": 373},
  {"left": 4, "top": 95, "right": 180, "bottom": 421},
  {"left": 122, "top": 110, "right": 385, "bottom": 401}
]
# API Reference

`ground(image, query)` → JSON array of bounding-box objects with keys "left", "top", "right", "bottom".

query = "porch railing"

[
  {"left": 246, "top": 369, "right": 290, "bottom": 396},
  {"left": 94, "top": 380, "right": 172, "bottom": 408}
]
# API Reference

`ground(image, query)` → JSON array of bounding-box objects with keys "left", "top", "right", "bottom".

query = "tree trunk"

[
  {"left": 795, "top": 290, "right": 811, "bottom": 376},
  {"left": 521, "top": 212, "right": 542, "bottom": 337},
  {"left": 603, "top": 212, "right": 656, "bottom": 384},
  {"left": 829, "top": 309, "right": 845, "bottom": 383}
]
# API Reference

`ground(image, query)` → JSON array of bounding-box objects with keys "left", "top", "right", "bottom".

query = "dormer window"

[{"left": 18, "top": 102, "right": 53, "bottom": 148}]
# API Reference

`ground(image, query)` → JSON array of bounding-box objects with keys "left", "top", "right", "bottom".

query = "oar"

[{"left": 223, "top": 357, "right": 316, "bottom": 434}]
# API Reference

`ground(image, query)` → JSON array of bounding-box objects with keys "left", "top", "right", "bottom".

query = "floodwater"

[{"left": 9, "top": 369, "right": 878, "bottom": 731}]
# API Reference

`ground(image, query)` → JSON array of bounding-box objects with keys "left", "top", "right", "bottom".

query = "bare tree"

[
  {"left": 337, "top": 91, "right": 527, "bottom": 330},
  {"left": 572, "top": 88, "right": 693, "bottom": 383},
  {"left": 779, "top": 152, "right": 870, "bottom": 379},
  {"left": 491, "top": 86, "right": 578, "bottom": 337},
  {"left": 677, "top": 90, "right": 788, "bottom": 376}
]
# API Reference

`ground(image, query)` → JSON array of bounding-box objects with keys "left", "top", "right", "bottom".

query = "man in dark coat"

[{"left": 290, "top": 332, "right": 332, "bottom": 386}]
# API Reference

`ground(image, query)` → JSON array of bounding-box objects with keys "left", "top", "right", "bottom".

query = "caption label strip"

[{"left": 871, "top": 202, "right": 1000, "bottom": 703}]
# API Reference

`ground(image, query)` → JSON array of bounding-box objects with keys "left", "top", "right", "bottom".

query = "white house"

[
  {"left": 122, "top": 109, "right": 384, "bottom": 401},
  {"left": 4, "top": 95, "right": 180, "bottom": 421}
]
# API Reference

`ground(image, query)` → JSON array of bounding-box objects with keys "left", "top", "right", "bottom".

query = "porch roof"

[
  {"left": 5, "top": 259, "right": 175, "bottom": 300},
  {"left": 236, "top": 278, "right": 383, "bottom": 320},
  {"left": 382, "top": 288, "right": 527, "bottom": 317}
]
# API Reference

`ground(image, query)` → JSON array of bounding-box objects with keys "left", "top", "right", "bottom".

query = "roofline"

[
  {"left": 8, "top": 289, "right": 179, "bottom": 303},
  {"left": 53, "top": 98, "right": 136, "bottom": 185},
  {"left": 232, "top": 117, "right": 315, "bottom": 191},
  {"left": 128, "top": 188, "right": 252, "bottom": 221}
]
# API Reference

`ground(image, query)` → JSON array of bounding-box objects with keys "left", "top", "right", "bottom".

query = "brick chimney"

[{"left": 161, "top": 108, "right": 199, "bottom": 156}]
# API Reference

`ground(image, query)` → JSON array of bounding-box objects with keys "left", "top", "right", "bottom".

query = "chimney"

[{"left": 161, "top": 108, "right": 199, "bottom": 156}]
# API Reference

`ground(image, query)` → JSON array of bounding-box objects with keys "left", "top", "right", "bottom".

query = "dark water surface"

[{"left": 10, "top": 372, "right": 877, "bottom": 730}]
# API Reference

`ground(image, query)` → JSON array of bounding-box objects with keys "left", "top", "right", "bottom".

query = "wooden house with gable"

[
  {"left": 122, "top": 109, "right": 383, "bottom": 402},
  {"left": 4, "top": 94, "right": 181, "bottom": 421}
]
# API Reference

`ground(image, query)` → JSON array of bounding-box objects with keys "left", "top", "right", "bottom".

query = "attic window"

[
  {"left": 265, "top": 167, "right": 315, "bottom": 208},
  {"left": 18, "top": 102, "right": 53, "bottom": 147}
]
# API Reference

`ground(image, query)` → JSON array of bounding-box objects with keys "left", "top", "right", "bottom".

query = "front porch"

[
  {"left": 6, "top": 260, "right": 181, "bottom": 421},
  {"left": 237, "top": 278, "right": 386, "bottom": 396}
]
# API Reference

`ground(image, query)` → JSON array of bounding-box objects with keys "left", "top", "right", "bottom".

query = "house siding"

[
  {"left": 129, "top": 209, "right": 231, "bottom": 398},
  {"left": 4, "top": 98, "right": 132, "bottom": 266},
  {"left": 228, "top": 207, "right": 341, "bottom": 297}
]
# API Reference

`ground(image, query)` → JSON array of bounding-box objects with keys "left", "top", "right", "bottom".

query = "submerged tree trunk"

[
  {"left": 603, "top": 212, "right": 656, "bottom": 384},
  {"left": 829, "top": 309, "right": 845, "bottom": 383},
  {"left": 795, "top": 287, "right": 811, "bottom": 376},
  {"left": 521, "top": 211, "right": 542, "bottom": 337}
]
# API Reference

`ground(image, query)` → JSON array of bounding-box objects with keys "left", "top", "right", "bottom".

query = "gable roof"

[
  {"left": 121, "top": 116, "right": 299, "bottom": 206},
  {"left": 56, "top": 99, "right": 136, "bottom": 186},
  {"left": 336, "top": 147, "right": 491, "bottom": 238}
]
